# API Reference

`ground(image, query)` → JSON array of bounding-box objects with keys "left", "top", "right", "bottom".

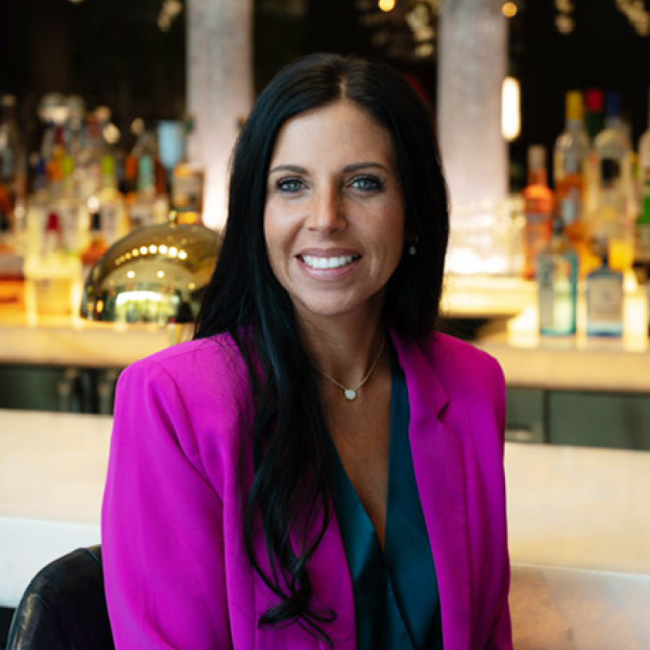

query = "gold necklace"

[{"left": 314, "top": 336, "right": 386, "bottom": 401}]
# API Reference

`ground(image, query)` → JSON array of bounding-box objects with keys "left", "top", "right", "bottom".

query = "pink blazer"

[{"left": 102, "top": 330, "right": 513, "bottom": 649}]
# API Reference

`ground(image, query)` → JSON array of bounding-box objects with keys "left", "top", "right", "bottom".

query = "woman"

[{"left": 102, "top": 53, "right": 513, "bottom": 650}]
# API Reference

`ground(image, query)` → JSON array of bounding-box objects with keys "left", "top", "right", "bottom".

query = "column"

[
  {"left": 438, "top": 0, "right": 512, "bottom": 274},
  {"left": 187, "top": 0, "right": 254, "bottom": 229}
]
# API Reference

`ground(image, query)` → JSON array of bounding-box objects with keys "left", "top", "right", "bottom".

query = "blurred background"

[{"left": 3, "top": 0, "right": 650, "bottom": 186}]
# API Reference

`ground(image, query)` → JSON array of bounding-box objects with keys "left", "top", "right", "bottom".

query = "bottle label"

[
  {"left": 523, "top": 212, "right": 552, "bottom": 277},
  {"left": 601, "top": 158, "right": 621, "bottom": 182},
  {"left": 130, "top": 202, "right": 155, "bottom": 229},
  {"left": 172, "top": 171, "right": 203, "bottom": 212},
  {"left": 560, "top": 188, "right": 580, "bottom": 225},
  {"left": 587, "top": 275, "right": 623, "bottom": 324}
]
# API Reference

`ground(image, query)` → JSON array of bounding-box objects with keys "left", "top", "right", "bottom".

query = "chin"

[{"left": 292, "top": 292, "right": 384, "bottom": 323}]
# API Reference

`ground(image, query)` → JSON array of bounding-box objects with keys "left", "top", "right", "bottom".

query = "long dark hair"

[{"left": 195, "top": 53, "right": 449, "bottom": 640}]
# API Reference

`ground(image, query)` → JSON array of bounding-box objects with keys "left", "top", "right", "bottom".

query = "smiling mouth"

[{"left": 299, "top": 254, "right": 361, "bottom": 269}]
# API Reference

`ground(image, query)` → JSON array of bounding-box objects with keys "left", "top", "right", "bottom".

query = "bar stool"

[{"left": 6, "top": 546, "right": 114, "bottom": 650}]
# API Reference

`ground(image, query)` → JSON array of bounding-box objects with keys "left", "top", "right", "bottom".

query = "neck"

[{"left": 298, "top": 307, "right": 387, "bottom": 390}]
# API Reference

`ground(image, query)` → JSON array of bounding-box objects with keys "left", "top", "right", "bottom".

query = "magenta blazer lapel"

[{"left": 392, "top": 331, "right": 473, "bottom": 650}]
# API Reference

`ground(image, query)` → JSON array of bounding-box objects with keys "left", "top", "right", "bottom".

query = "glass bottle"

[
  {"left": 128, "top": 126, "right": 168, "bottom": 229},
  {"left": 538, "top": 217, "right": 579, "bottom": 336},
  {"left": 635, "top": 85, "right": 650, "bottom": 285},
  {"left": 554, "top": 90, "right": 589, "bottom": 266},
  {"left": 0, "top": 209, "right": 25, "bottom": 309},
  {"left": 0, "top": 95, "right": 26, "bottom": 230},
  {"left": 586, "top": 243, "right": 624, "bottom": 337},
  {"left": 522, "top": 145, "right": 554, "bottom": 280},
  {"left": 583, "top": 89, "right": 604, "bottom": 228},
  {"left": 171, "top": 116, "right": 204, "bottom": 225},
  {"left": 584, "top": 89, "right": 605, "bottom": 141},
  {"left": 592, "top": 92, "right": 635, "bottom": 272},
  {"left": 81, "top": 207, "right": 109, "bottom": 275}
]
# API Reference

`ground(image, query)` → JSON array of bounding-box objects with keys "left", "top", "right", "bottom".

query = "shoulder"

[
  {"left": 112, "top": 333, "right": 255, "bottom": 489},
  {"left": 125, "top": 332, "right": 243, "bottom": 373},
  {"left": 121, "top": 333, "right": 248, "bottom": 392},
  {"left": 424, "top": 332, "right": 503, "bottom": 380},
  {"left": 116, "top": 333, "right": 254, "bottom": 430},
  {"left": 404, "top": 331, "right": 505, "bottom": 418},
  {"left": 401, "top": 330, "right": 504, "bottom": 387}
]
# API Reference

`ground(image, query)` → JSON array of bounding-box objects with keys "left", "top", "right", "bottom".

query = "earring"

[{"left": 408, "top": 237, "right": 418, "bottom": 256}]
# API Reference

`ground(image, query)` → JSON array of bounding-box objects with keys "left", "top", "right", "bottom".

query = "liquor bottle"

[
  {"left": 554, "top": 91, "right": 589, "bottom": 260},
  {"left": 0, "top": 95, "right": 26, "bottom": 227},
  {"left": 584, "top": 89, "right": 604, "bottom": 141},
  {"left": 633, "top": 193, "right": 650, "bottom": 285},
  {"left": 634, "top": 87, "right": 650, "bottom": 285},
  {"left": 0, "top": 210, "right": 25, "bottom": 308},
  {"left": 81, "top": 207, "right": 108, "bottom": 275},
  {"left": 78, "top": 107, "right": 116, "bottom": 203},
  {"left": 128, "top": 126, "right": 168, "bottom": 229},
  {"left": 24, "top": 209, "right": 82, "bottom": 317},
  {"left": 639, "top": 86, "right": 650, "bottom": 194},
  {"left": 130, "top": 152, "right": 157, "bottom": 229},
  {"left": 171, "top": 117, "right": 204, "bottom": 225},
  {"left": 120, "top": 120, "right": 142, "bottom": 225},
  {"left": 47, "top": 125, "right": 69, "bottom": 196},
  {"left": 583, "top": 89, "right": 604, "bottom": 227},
  {"left": 522, "top": 145, "right": 554, "bottom": 280},
  {"left": 96, "top": 155, "right": 127, "bottom": 245},
  {"left": 48, "top": 127, "right": 81, "bottom": 254},
  {"left": 592, "top": 92, "right": 635, "bottom": 272},
  {"left": 586, "top": 244, "right": 624, "bottom": 337},
  {"left": 538, "top": 217, "right": 579, "bottom": 336}
]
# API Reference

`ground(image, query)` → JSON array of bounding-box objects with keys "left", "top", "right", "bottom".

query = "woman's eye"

[
  {"left": 276, "top": 177, "right": 304, "bottom": 193},
  {"left": 350, "top": 176, "right": 383, "bottom": 191}
]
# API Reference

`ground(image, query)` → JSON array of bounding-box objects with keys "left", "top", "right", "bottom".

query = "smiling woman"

[{"left": 102, "top": 53, "right": 513, "bottom": 650}]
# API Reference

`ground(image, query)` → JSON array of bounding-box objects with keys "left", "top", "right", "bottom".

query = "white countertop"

[
  {"left": 0, "top": 410, "right": 111, "bottom": 607},
  {"left": 504, "top": 443, "right": 650, "bottom": 574},
  {"left": 2, "top": 409, "right": 650, "bottom": 609}
]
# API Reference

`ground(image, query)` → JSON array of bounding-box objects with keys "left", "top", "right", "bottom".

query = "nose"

[{"left": 305, "top": 186, "right": 346, "bottom": 233}]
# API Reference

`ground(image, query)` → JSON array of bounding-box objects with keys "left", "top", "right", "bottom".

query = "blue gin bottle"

[{"left": 586, "top": 248, "right": 624, "bottom": 337}]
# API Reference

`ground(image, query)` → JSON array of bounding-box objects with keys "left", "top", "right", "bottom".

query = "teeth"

[{"left": 302, "top": 255, "right": 358, "bottom": 269}]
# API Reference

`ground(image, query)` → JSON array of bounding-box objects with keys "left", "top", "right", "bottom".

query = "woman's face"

[{"left": 263, "top": 100, "right": 406, "bottom": 326}]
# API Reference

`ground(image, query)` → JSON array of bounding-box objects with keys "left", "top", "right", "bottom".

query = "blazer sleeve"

[{"left": 102, "top": 360, "right": 232, "bottom": 650}]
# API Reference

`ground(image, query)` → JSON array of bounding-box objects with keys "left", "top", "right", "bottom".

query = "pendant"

[{"left": 344, "top": 389, "right": 357, "bottom": 401}]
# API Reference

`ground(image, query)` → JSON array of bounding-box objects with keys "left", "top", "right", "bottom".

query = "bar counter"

[
  {"left": 2, "top": 408, "right": 650, "bottom": 609},
  {"left": 1, "top": 275, "right": 648, "bottom": 392},
  {"left": 0, "top": 316, "right": 649, "bottom": 393}
]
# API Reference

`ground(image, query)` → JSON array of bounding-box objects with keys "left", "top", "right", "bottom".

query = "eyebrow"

[{"left": 268, "top": 162, "right": 390, "bottom": 175}]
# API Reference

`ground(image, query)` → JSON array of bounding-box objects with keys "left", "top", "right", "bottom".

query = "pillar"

[
  {"left": 187, "top": 0, "right": 254, "bottom": 229},
  {"left": 438, "top": 0, "right": 512, "bottom": 274}
]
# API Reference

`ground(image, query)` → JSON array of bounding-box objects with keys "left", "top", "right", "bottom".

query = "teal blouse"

[{"left": 328, "top": 350, "right": 444, "bottom": 650}]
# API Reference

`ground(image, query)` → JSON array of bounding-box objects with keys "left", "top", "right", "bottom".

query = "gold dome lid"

[{"left": 80, "top": 222, "right": 220, "bottom": 324}]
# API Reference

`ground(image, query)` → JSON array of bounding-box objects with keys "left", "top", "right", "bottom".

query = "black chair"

[{"left": 6, "top": 546, "right": 114, "bottom": 650}]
